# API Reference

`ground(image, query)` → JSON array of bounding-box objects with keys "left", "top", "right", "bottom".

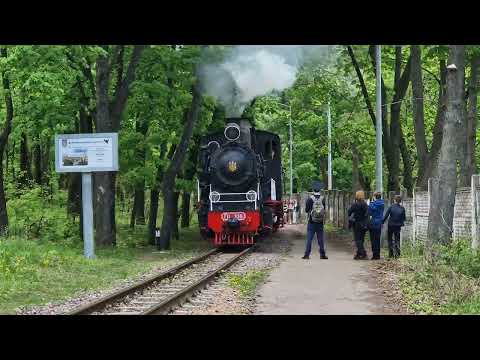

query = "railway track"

[{"left": 67, "top": 246, "right": 255, "bottom": 315}]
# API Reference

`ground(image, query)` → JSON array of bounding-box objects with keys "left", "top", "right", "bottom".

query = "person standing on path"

[
  {"left": 368, "top": 192, "right": 384, "bottom": 260},
  {"left": 382, "top": 195, "right": 406, "bottom": 259},
  {"left": 302, "top": 187, "right": 328, "bottom": 260},
  {"left": 348, "top": 190, "right": 369, "bottom": 260}
]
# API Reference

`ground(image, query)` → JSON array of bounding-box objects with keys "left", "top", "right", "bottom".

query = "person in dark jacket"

[
  {"left": 348, "top": 190, "right": 368, "bottom": 260},
  {"left": 368, "top": 192, "right": 384, "bottom": 260},
  {"left": 302, "top": 187, "right": 328, "bottom": 260},
  {"left": 383, "top": 195, "right": 406, "bottom": 259}
]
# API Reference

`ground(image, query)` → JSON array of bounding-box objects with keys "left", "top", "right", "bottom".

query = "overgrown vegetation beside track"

[
  {"left": 389, "top": 239, "right": 480, "bottom": 314},
  {"left": 228, "top": 270, "right": 269, "bottom": 298},
  {"left": 0, "top": 188, "right": 211, "bottom": 315}
]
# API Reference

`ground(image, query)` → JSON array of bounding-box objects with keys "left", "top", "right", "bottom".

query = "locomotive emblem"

[{"left": 227, "top": 160, "right": 238, "bottom": 173}]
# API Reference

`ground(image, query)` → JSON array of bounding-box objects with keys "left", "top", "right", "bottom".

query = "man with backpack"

[{"left": 302, "top": 186, "right": 328, "bottom": 260}]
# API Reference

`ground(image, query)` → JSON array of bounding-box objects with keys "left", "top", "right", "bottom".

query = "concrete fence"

[{"left": 296, "top": 174, "right": 480, "bottom": 248}]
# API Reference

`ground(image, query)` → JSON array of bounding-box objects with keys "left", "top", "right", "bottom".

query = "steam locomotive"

[{"left": 197, "top": 117, "right": 284, "bottom": 246}]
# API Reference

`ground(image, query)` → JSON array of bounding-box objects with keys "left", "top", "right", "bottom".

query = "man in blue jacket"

[
  {"left": 383, "top": 195, "right": 406, "bottom": 259},
  {"left": 368, "top": 192, "right": 384, "bottom": 260}
]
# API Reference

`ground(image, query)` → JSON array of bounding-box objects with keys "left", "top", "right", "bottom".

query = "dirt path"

[{"left": 255, "top": 224, "right": 401, "bottom": 315}]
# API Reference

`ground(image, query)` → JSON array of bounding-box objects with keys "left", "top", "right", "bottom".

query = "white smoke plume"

[{"left": 200, "top": 45, "right": 333, "bottom": 117}]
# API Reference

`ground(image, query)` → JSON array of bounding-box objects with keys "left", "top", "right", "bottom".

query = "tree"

[
  {"left": 427, "top": 45, "right": 466, "bottom": 245},
  {"left": 347, "top": 45, "right": 413, "bottom": 194},
  {"left": 410, "top": 45, "right": 447, "bottom": 190},
  {"left": 462, "top": 52, "right": 480, "bottom": 184},
  {"left": 94, "top": 45, "right": 146, "bottom": 246},
  {"left": 0, "top": 47, "right": 14, "bottom": 235},
  {"left": 157, "top": 66, "right": 203, "bottom": 250}
]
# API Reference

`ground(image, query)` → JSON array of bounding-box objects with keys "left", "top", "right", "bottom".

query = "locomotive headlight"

[
  {"left": 224, "top": 123, "right": 241, "bottom": 141},
  {"left": 209, "top": 191, "right": 221, "bottom": 203},
  {"left": 246, "top": 190, "right": 257, "bottom": 202}
]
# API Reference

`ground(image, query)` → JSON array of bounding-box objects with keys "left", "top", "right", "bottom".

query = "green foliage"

[
  {"left": 398, "top": 239, "right": 480, "bottom": 314},
  {"left": 228, "top": 269, "right": 269, "bottom": 298},
  {"left": 0, "top": 231, "right": 211, "bottom": 314},
  {"left": 7, "top": 186, "right": 78, "bottom": 243}
]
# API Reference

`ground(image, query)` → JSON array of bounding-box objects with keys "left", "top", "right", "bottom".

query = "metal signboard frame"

[
  {"left": 54, "top": 132, "right": 119, "bottom": 259},
  {"left": 55, "top": 133, "right": 119, "bottom": 173}
]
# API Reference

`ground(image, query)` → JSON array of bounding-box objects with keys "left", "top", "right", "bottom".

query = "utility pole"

[
  {"left": 289, "top": 105, "right": 293, "bottom": 197},
  {"left": 375, "top": 45, "right": 383, "bottom": 193},
  {"left": 327, "top": 101, "right": 332, "bottom": 190}
]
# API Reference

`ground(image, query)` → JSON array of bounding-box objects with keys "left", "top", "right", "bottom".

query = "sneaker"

[
  {"left": 302, "top": 255, "right": 309, "bottom": 260},
  {"left": 320, "top": 255, "right": 328, "bottom": 259},
  {"left": 354, "top": 254, "right": 367, "bottom": 260},
  {"left": 371, "top": 256, "right": 380, "bottom": 260}
]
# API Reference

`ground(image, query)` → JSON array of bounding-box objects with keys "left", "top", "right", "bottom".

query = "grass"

[
  {"left": 0, "top": 228, "right": 211, "bottom": 314},
  {"left": 227, "top": 269, "right": 269, "bottom": 298},
  {"left": 394, "top": 239, "right": 480, "bottom": 314},
  {"left": 0, "top": 187, "right": 211, "bottom": 315}
]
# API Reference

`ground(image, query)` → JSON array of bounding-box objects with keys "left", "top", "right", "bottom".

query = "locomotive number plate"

[{"left": 221, "top": 212, "right": 246, "bottom": 221}]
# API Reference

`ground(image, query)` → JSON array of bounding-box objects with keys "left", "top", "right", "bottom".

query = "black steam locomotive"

[{"left": 197, "top": 117, "right": 284, "bottom": 246}]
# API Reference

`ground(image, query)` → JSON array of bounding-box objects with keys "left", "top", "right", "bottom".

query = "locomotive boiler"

[{"left": 197, "top": 117, "right": 284, "bottom": 246}]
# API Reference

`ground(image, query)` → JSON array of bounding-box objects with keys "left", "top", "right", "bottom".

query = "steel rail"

[
  {"left": 67, "top": 248, "right": 219, "bottom": 315},
  {"left": 142, "top": 245, "right": 255, "bottom": 315}
]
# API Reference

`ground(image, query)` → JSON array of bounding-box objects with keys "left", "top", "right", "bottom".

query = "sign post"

[
  {"left": 82, "top": 172, "right": 94, "bottom": 258},
  {"left": 55, "top": 133, "right": 119, "bottom": 259}
]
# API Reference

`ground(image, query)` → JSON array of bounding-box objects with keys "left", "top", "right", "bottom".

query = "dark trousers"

[
  {"left": 369, "top": 228, "right": 381, "bottom": 258},
  {"left": 387, "top": 225, "right": 401, "bottom": 258},
  {"left": 353, "top": 226, "right": 367, "bottom": 257},
  {"left": 304, "top": 222, "right": 325, "bottom": 257}
]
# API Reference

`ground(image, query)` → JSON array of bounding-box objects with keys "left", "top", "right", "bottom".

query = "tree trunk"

[
  {"left": 399, "top": 132, "right": 414, "bottom": 196},
  {"left": 148, "top": 188, "right": 159, "bottom": 245},
  {"left": 42, "top": 137, "right": 51, "bottom": 193},
  {"left": 147, "top": 143, "right": 171, "bottom": 245},
  {"left": 33, "top": 140, "right": 42, "bottom": 185},
  {"left": 0, "top": 155, "right": 7, "bottom": 235},
  {"left": 130, "top": 192, "right": 137, "bottom": 228},
  {"left": 131, "top": 117, "right": 148, "bottom": 226},
  {"left": 93, "top": 45, "right": 145, "bottom": 247},
  {"left": 94, "top": 172, "right": 117, "bottom": 246},
  {"left": 0, "top": 47, "right": 14, "bottom": 235},
  {"left": 180, "top": 191, "right": 191, "bottom": 228},
  {"left": 464, "top": 54, "right": 480, "bottom": 184},
  {"left": 351, "top": 142, "right": 362, "bottom": 192},
  {"left": 428, "top": 45, "right": 466, "bottom": 245},
  {"left": 158, "top": 78, "right": 203, "bottom": 250},
  {"left": 132, "top": 188, "right": 145, "bottom": 225},
  {"left": 348, "top": 45, "right": 411, "bottom": 193},
  {"left": 180, "top": 142, "right": 199, "bottom": 228},
  {"left": 172, "top": 191, "right": 180, "bottom": 240},
  {"left": 414, "top": 59, "right": 447, "bottom": 189},
  {"left": 94, "top": 50, "right": 116, "bottom": 246},
  {"left": 411, "top": 45, "right": 429, "bottom": 183},
  {"left": 19, "top": 132, "right": 32, "bottom": 187},
  {"left": 67, "top": 173, "right": 81, "bottom": 217}
]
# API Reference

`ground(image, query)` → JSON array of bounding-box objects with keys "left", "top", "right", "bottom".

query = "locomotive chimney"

[{"left": 225, "top": 117, "right": 252, "bottom": 147}]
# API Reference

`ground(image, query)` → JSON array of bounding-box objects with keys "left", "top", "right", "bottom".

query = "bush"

[
  {"left": 398, "top": 238, "right": 480, "bottom": 314},
  {"left": 439, "top": 238, "right": 480, "bottom": 278},
  {"left": 7, "top": 186, "right": 79, "bottom": 243}
]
